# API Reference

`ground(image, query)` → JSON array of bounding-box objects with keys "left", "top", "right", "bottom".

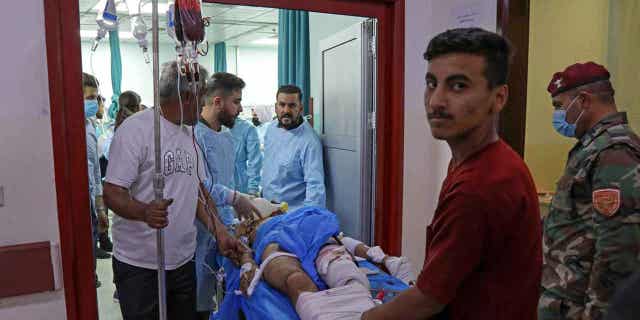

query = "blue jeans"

[
  {"left": 89, "top": 196, "right": 97, "bottom": 272},
  {"left": 194, "top": 220, "right": 220, "bottom": 312}
]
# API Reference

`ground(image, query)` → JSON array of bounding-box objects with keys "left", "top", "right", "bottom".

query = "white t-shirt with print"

[{"left": 106, "top": 108, "right": 206, "bottom": 270}]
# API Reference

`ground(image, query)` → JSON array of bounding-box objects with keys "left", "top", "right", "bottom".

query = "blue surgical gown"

[
  {"left": 261, "top": 119, "right": 326, "bottom": 211},
  {"left": 230, "top": 118, "right": 263, "bottom": 195},
  {"left": 194, "top": 121, "right": 237, "bottom": 312},
  {"left": 86, "top": 120, "right": 102, "bottom": 199}
]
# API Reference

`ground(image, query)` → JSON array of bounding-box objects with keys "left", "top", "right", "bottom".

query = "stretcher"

[{"left": 211, "top": 207, "right": 410, "bottom": 320}]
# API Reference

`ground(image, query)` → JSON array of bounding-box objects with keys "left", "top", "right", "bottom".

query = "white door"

[{"left": 319, "top": 19, "right": 377, "bottom": 243}]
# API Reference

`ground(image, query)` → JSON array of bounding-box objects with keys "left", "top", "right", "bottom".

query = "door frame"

[
  {"left": 497, "top": 0, "right": 530, "bottom": 156},
  {"left": 44, "top": 0, "right": 405, "bottom": 319}
]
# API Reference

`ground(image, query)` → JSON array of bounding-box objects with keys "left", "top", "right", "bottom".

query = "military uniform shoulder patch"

[{"left": 592, "top": 188, "right": 621, "bottom": 216}]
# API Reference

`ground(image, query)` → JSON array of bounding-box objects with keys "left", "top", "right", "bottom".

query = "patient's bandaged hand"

[
  {"left": 384, "top": 256, "right": 416, "bottom": 285},
  {"left": 316, "top": 245, "right": 369, "bottom": 289},
  {"left": 366, "top": 246, "right": 386, "bottom": 264},
  {"left": 295, "top": 283, "right": 376, "bottom": 320}
]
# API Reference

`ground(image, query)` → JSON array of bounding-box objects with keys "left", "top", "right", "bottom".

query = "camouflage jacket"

[{"left": 540, "top": 112, "right": 640, "bottom": 320}]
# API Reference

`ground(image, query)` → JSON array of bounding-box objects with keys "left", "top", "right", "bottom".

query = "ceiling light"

[
  {"left": 252, "top": 37, "right": 278, "bottom": 45},
  {"left": 91, "top": 1, "right": 169, "bottom": 15}
]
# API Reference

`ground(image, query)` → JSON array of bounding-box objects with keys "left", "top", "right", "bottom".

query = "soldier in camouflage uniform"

[{"left": 540, "top": 62, "right": 640, "bottom": 320}]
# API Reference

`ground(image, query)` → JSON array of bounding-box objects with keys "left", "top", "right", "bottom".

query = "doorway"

[{"left": 44, "top": 0, "right": 404, "bottom": 319}]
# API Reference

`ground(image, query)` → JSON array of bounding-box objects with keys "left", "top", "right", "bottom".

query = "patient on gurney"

[{"left": 216, "top": 201, "right": 415, "bottom": 320}]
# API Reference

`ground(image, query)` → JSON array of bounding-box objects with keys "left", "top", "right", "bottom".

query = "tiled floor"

[{"left": 96, "top": 255, "right": 122, "bottom": 320}]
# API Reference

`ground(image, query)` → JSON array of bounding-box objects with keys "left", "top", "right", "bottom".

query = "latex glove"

[
  {"left": 252, "top": 197, "right": 287, "bottom": 217},
  {"left": 232, "top": 192, "right": 262, "bottom": 220},
  {"left": 384, "top": 256, "right": 417, "bottom": 285},
  {"left": 366, "top": 246, "right": 386, "bottom": 264}
]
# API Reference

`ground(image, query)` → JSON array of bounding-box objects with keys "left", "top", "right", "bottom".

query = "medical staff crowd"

[{"left": 79, "top": 27, "right": 640, "bottom": 320}]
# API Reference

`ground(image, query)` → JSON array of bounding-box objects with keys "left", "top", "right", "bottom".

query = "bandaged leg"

[
  {"left": 315, "top": 244, "right": 370, "bottom": 289},
  {"left": 341, "top": 236, "right": 416, "bottom": 285},
  {"left": 260, "top": 243, "right": 319, "bottom": 306},
  {"left": 295, "top": 283, "right": 376, "bottom": 320}
]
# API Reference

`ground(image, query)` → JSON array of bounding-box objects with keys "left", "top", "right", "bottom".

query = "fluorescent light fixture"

[
  {"left": 91, "top": 1, "right": 169, "bottom": 15},
  {"left": 80, "top": 29, "right": 135, "bottom": 40},
  {"left": 252, "top": 37, "right": 278, "bottom": 45}
]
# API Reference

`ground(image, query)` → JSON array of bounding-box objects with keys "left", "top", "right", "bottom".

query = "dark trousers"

[
  {"left": 112, "top": 257, "right": 199, "bottom": 320},
  {"left": 89, "top": 197, "right": 97, "bottom": 272}
]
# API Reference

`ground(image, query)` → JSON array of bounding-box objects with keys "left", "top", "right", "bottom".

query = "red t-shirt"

[{"left": 417, "top": 140, "right": 542, "bottom": 320}]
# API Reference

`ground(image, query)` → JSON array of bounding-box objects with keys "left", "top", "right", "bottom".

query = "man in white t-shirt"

[{"left": 104, "top": 61, "right": 248, "bottom": 319}]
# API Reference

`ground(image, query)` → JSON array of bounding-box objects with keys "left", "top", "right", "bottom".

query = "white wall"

[
  {"left": 80, "top": 39, "right": 212, "bottom": 108},
  {"left": 236, "top": 46, "right": 278, "bottom": 108},
  {"left": 309, "top": 12, "right": 368, "bottom": 131},
  {"left": 0, "top": 0, "right": 67, "bottom": 318},
  {"left": 402, "top": 0, "right": 497, "bottom": 272}
]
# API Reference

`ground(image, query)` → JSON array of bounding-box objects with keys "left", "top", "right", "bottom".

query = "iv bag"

[
  {"left": 124, "top": 0, "right": 150, "bottom": 62},
  {"left": 96, "top": 0, "right": 118, "bottom": 31},
  {"left": 93, "top": 0, "right": 119, "bottom": 51},
  {"left": 130, "top": 14, "right": 149, "bottom": 49},
  {"left": 174, "top": 0, "right": 205, "bottom": 44}
]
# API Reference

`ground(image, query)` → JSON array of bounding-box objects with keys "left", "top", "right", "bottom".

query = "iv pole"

[{"left": 150, "top": 0, "right": 167, "bottom": 319}]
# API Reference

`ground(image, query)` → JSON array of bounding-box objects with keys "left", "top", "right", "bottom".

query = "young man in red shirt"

[{"left": 363, "top": 28, "right": 542, "bottom": 320}]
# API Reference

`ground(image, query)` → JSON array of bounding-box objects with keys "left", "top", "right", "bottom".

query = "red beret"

[{"left": 547, "top": 62, "right": 610, "bottom": 97}]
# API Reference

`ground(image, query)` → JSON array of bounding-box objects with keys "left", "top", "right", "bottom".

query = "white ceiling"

[{"left": 78, "top": 1, "right": 278, "bottom": 46}]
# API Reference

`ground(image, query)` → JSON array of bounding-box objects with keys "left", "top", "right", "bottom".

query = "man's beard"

[
  {"left": 278, "top": 114, "right": 301, "bottom": 129},
  {"left": 220, "top": 112, "right": 236, "bottom": 128}
]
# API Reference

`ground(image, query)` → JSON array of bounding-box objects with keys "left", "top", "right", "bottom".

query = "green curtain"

[
  {"left": 278, "top": 9, "right": 310, "bottom": 114},
  {"left": 107, "top": 30, "right": 122, "bottom": 122},
  {"left": 214, "top": 42, "right": 227, "bottom": 72}
]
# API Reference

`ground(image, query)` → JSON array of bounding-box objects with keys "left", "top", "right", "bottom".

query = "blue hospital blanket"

[{"left": 213, "top": 207, "right": 409, "bottom": 320}]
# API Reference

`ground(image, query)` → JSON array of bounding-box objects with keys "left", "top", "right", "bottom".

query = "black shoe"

[
  {"left": 96, "top": 278, "right": 102, "bottom": 288},
  {"left": 99, "top": 233, "right": 113, "bottom": 252},
  {"left": 95, "top": 246, "right": 111, "bottom": 259},
  {"left": 113, "top": 290, "right": 119, "bottom": 303}
]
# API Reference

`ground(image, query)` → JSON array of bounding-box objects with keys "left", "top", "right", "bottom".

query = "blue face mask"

[
  {"left": 552, "top": 96, "right": 583, "bottom": 138},
  {"left": 84, "top": 99, "right": 99, "bottom": 118}
]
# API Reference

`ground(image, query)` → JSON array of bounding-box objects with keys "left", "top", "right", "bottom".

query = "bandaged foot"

[
  {"left": 316, "top": 245, "right": 370, "bottom": 289},
  {"left": 384, "top": 256, "right": 416, "bottom": 285},
  {"left": 295, "top": 283, "right": 376, "bottom": 320},
  {"left": 366, "top": 246, "right": 386, "bottom": 264}
]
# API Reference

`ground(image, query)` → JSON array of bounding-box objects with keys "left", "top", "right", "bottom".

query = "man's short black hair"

[
  {"left": 82, "top": 72, "right": 99, "bottom": 89},
  {"left": 424, "top": 28, "right": 513, "bottom": 88},
  {"left": 206, "top": 72, "right": 246, "bottom": 99},
  {"left": 276, "top": 84, "right": 303, "bottom": 103},
  {"left": 119, "top": 90, "right": 141, "bottom": 111}
]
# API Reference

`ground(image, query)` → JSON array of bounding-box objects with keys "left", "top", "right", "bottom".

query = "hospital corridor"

[{"left": 1, "top": 0, "right": 640, "bottom": 320}]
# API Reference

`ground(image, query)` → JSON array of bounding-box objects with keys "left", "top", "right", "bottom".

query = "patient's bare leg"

[{"left": 261, "top": 243, "right": 318, "bottom": 306}]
